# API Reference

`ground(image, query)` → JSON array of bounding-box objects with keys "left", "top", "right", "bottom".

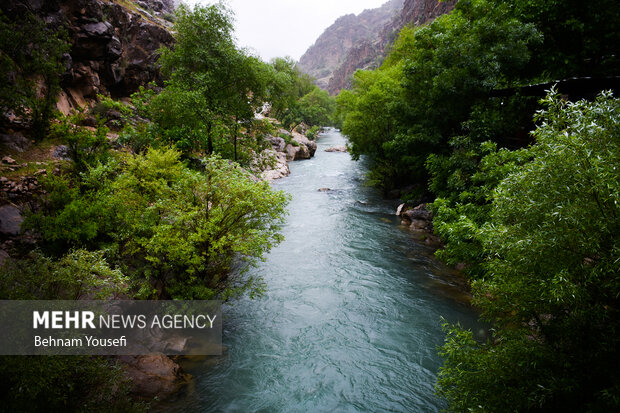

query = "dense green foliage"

[
  {"left": 125, "top": 5, "right": 333, "bottom": 163},
  {"left": 0, "top": 10, "right": 69, "bottom": 139},
  {"left": 437, "top": 92, "right": 620, "bottom": 412},
  {"left": 268, "top": 57, "right": 335, "bottom": 128},
  {"left": 337, "top": 0, "right": 542, "bottom": 192},
  {"left": 0, "top": 355, "right": 146, "bottom": 413},
  {"left": 335, "top": 0, "right": 620, "bottom": 410},
  {"left": 0, "top": 249, "right": 128, "bottom": 300},
  {"left": 127, "top": 3, "right": 272, "bottom": 160},
  {"left": 24, "top": 147, "right": 288, "bottom": 300}
]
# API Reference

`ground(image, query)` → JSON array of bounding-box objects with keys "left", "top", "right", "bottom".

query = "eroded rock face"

[
  {"left": 298, "top": 0, "right": 403, "bottom": 91},
  {"left": 0, "top": 0, "right": 175, "bottom": 111},
  {"left": 0, "top": 133, "right": 31, "bottom": 153},
  {"left": 268, "top": 135, "right": 286, "bottom": 152},
  {"left": 252, "top": 121, "right": 319, "bottom": 181}
]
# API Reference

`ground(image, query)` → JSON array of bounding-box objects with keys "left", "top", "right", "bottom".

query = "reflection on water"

[{"left": 157, "top": 129, "right": 483, "bottom": 413}]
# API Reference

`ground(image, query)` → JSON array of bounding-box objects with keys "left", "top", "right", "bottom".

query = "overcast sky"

[{"left": 181, "top": 0, "right": 389, "bottom": 62}]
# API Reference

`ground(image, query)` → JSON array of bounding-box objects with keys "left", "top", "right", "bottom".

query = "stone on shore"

[{"left": 119, "top": 353, "right": 190, "bottom": 399}]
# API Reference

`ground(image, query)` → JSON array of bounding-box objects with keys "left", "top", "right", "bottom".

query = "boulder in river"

[
  {"left": 325, "top": 146, "right": 348, "bottom": 153},
  {"left": 402, "top": 206, "right": 432, "bottom": 222},
  {"left": 291, "top": 131, "right": 317, "bottom": 156}
]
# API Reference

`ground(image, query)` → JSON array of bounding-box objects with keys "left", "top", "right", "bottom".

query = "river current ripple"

[{"left": 160, "top": 129, "right": 482, "bottom": 412}]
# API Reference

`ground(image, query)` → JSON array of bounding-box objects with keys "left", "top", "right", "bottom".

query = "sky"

[{"left": 181, "top": 0, "right": 390, "bottom": 62}]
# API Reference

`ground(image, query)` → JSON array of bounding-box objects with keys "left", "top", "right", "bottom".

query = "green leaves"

[
  {"left": 0, "top": 249, "right": 129, "bottom": 300},
  {"left": 437, "top": 92, "right": 620, "bottom": 412},
  {"left": 0, "top": 10, "right": 69, "bottom": 139},
  {"left": 26, "top": 147, "right": 290, "bottom": 300}
]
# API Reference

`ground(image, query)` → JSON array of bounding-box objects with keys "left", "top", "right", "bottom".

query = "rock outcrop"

[
  {"left": 1, "top": 0, "right": 175, "bottom": 112},
  {"left": 399, "top": 0, "right": 456, "bottom": 27},
  {"left": 251, "top": 122, "right": 320, "bottom": 181},
  {"left": 299, "top": 0, "right": 456, "bottom": 95}
]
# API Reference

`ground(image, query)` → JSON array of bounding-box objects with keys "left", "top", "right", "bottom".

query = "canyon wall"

[{"left": 299, "top": 0, "right": 457, "bottom": 95}]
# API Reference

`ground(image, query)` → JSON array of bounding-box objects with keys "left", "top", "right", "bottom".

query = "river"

[{"left": 159, "top": 129, "right": 484, "bottom": 412}]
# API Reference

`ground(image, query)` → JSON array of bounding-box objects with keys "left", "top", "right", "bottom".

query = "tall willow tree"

[{"left": 148, "top": 2, "right": 269, "bottom": 157}]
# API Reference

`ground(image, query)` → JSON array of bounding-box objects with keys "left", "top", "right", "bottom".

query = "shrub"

[
  {"left": 26, "top": 148, "right": 290, "bottom": 300},
  {"left": 0, "top": 10, "right": 69, "bottom": 140},
  {"left": 306, "top": 125, "right": 321, "bottom": 140},
  {"left": 0, "top": 249, "right": 129, "bottom": 300},
  {"left": 50, "top": 115, "right": 111, "bottom": 172},
  {"left": 0, "top": 356, "right": 146, "bottom": 413}
]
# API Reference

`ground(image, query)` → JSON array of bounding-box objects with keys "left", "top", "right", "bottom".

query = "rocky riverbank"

[
  {"left": 396, "top": 202, "right": 442, "bottom": 246},
  {"left": 251, "top": 122, "right": 319, "bottom": 181}
]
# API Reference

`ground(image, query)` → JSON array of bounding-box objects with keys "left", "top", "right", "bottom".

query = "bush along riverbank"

[
  {"left": 0, "top": 1, "right": 335, "bottom": 410},
  {"left": 335, "top": 0, "right": 620, "bottom": 409}
]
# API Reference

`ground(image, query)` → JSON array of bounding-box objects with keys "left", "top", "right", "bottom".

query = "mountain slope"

[
  {"left": 300, "top": 0, "right": 456, "bottom": 95},
  {"left": 297, "top": 0, "right": 403, "bottom": 90}
]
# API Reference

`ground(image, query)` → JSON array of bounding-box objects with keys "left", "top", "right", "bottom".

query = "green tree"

[
  {"left": 296, "top": 87, "right": 335, "bottom": 127},
  {"left": 0, "top": 10, "right": 69, "bottom": 139},
  {"left": 336, "top": 0, "right": 540, "bottom": 192},
  {"left": 267, "top": 57, "right": 322, "bottom": 127},
  {"left": 336, "top": 64, "right": 406, "bottom": 190},
  {"left": 437, "top": 91, "right": 620, "bottom": 412},
  {"left": 26, "top": 148, "right": 290, "bottom": 300},
  {"left": 224, "top": 53, "right": 272, "bottom": 162},
  {"left": 156, "top": 2, "right": 238, "bottom": 155}
]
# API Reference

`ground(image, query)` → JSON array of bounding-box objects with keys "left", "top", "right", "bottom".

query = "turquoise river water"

[{"left": 159, "top": 129, "right": 484, "bottom": 412}]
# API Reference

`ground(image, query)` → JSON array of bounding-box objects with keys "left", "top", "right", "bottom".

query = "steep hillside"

[
  {"left": 0, "top": 0, "right": 175, "bottom": 113},
  {"left": 300, "top": 0, "right": 456, "bottom": 95},
  {"left": 297, "top": 0, "right": 403, "bottom": 90}
]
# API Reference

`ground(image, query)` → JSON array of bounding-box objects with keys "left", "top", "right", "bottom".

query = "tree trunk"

[
  {"left": 233, "top": 120, "right": 238, "bottom": 161},
  {"left": 207, "top": 121, "right": 214, "bottom": 155}
]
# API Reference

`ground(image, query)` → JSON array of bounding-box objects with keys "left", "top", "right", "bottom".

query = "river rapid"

[{"left": 160, "top": 129, "right": 484, "bottom": 412}]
